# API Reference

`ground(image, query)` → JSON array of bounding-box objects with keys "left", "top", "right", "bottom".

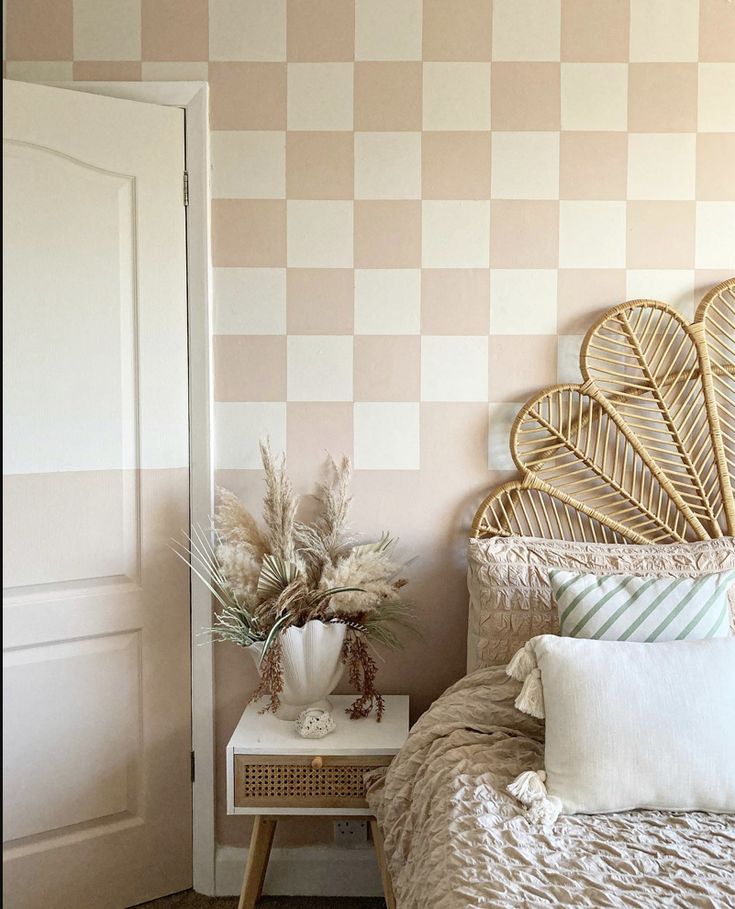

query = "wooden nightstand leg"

[
  {"left": 369, "top": 817, "right": 396, "bottom": 909},
  {"left": 238, "top": 816, "right": 277, "bottom": 909}
]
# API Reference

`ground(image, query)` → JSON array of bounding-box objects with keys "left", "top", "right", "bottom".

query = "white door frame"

[{"left": 48, "top": 80, "right": 216, "bottom": 895}]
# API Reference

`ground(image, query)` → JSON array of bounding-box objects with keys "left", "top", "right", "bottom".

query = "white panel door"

[{"left": 2, "top": 79, "right": 192, "bottom": 909}]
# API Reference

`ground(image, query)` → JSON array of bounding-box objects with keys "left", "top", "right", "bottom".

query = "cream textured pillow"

[
  {"left": 507, "top": 635, "right": 735, "bottom": 819},
  {"left": 549, "top": 569, "right": 734, "bottom": 641},
  {"left": 466, "top": 536, "right": 735, "bottom": 671}
]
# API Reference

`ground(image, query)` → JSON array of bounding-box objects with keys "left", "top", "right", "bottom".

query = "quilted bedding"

[{"left": 365, "top": 667, "right": 735, "bottom": 909}]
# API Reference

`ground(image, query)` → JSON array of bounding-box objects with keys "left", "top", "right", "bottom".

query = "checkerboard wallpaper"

[
  {"left": 6, "top": 2, "right": 735, "bottom": 768},
  {"left": 6, "top": 0, "right": 735, "bottom": 482}
]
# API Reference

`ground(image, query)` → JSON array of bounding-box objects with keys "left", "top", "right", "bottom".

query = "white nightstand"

[{"left": 227, "top": 694, "right": 409, "bottom": 909}]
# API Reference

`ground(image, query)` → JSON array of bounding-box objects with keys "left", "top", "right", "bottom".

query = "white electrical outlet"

[{"left": 333, "top": 819, "right": 368, "bottom": 846}]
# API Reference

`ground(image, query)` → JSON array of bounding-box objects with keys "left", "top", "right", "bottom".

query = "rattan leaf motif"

[
  {"left": 696, "top": 279, "right": 735, "bottom": 534},
  {"left": 582, "top": 301, "right": 723, "bottom": 538},
  {"left": 473, "top": 480, "right": 627, "bottom": 544},
  {"left": 512, "top": 385, "right": 691, "bottom": 544},
  {"left": 472, "top": 278, "right": 735, "bottom": 543}
]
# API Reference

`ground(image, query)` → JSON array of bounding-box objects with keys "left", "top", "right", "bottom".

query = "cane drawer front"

[{"left": 233, "top": 754, "right": 392, "bottom": 809}]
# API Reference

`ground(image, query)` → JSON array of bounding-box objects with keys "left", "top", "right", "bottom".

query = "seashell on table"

[{"left": 295, "top": 707, "right": 336, "bottom": 739}]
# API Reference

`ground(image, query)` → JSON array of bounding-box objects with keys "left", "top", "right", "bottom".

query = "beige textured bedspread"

[{"left": 366, "top": 668, "right": 735, "bottom": 909}]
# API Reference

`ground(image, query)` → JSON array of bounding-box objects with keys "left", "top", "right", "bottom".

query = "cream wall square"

[
  {"left": 6, "top": 0, "right": 735, "bottom": 854},
  {"left": 6, "top": 60, "right": 74, "bottom": 80},
  {"left": 629, "top": 0, "right": 699, "bottom": 63},
  {"left": 422, "top": 201, "right": 491, "bottom": 267},
  {"left": 287, "top": 201, "right": 353, "bottom": 267},
  {"left": 698, "top": 64, "right": 735, "bottom": 132},
  {"left": 287, "top": 63, "right": 354, "bottom": 129},
  {"left": 209, "top": 0, "right": 286, "bottom": 61},
  {"left": 423, "top": 63, "right": 492, "bottom": 130},
  {"left": 627, "top": 134, "right": 696, "bottom": 200},
  {"left": 489, "top": 270, "right": 558, "bottom": 334},
  {"left": 211, "top": 131, "right": 286, "bottom": 199},
  {"left": 561, "top": 63, "right": 628, "bottom": 130},
  {"left": 355, "top": 132, "right": 422, "bottom": 199},
  {"left": 215, "top": 402, "right": 287, "bottom": 469},
  {"left": 355, "top": 0, "right": 422, "bottom": 61},
  {"left": 73, "top": 0, "right": 140, "bottom": 60},
  {"left": 557, "top": 334, "right": 583, "bottom": 384},
  {"left": 354, "top": 402, "right": 420, "bottom": 468},
  {"left": 287, "top": 335, "right": 353, "bottom": 401},
  {"left": 421, "top": 336, "right": 488, "bottom": 401},
  {"left": 695, "top": 203, "right": 735, "bottom": 268},
  {"left": 354, "top": 269, "right": 421, "bottom": 334},
  {"left": 488, "top": 401, "right": 520, "bottom": 469},
  {"left": 214, "top": 268, "right": 287, "bottom": 334},
  {"left": 491, "top": 132, "right": 560, "bottom": 199},
  {"left": 559, "top": 201, "right": 627, "bottom": 268},
  {"left": 492, "top": 0, "right": 561, "bottom": 62},
  {"left": 625, "top": 270, "right": 695, "bottom": 319}
]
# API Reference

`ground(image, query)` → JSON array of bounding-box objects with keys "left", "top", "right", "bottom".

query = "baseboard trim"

[{"left": 215, "top": 844, "right": 383, "bottom": 897}]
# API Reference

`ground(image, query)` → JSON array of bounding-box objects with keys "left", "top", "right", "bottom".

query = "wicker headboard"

[{"left": 472, "top": 277, "right": 735, "bottom": 545}]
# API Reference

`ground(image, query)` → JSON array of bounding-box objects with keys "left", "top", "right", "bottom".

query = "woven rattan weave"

[
  {"left": 239, "top": 762, "right": 365, "bottom": 801},
  {"left": 232, "top": 754, "right": 391, "bottom": 809},
  {"left": 472, "top": 277, "right": 735, "bottom": 543}
]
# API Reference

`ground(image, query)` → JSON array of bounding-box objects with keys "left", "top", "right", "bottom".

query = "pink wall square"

[
  {"left": 423, "top": 0, "right": 493, "bottom": 62},
  {"left": 488, "top": 334, "right": 558, "bottom": 401},
  {"left": 287, "top": 269, "right": 354, "bottom": 334},
  {"left": 626, "top": 202, "right": 696, "bottom": 269},
  {"left": 6, "top": 0, "right": 72, "bottom": 60},
  {"left": 73, "top": 61, "right": 141, "bottom": 80},
  {"left": 142, "top": 0, "right": 208, "bottom": 61},
  {"left": 422, "top": 132, "right": 492, "bottom": 199},
  {"left": 287, "top": 0, "right": 355, "bottom": 62},
  {"left": 286, "top": 132, "right": 354, "bottom": 200},
  {"left": 354, "top": 63, "right": 423, "bottom": 131},
  {"left": 561, "top": 0, "right": 630, "bottom": 62},
  {"left": 557, "top": 269, "right": 626, "bottom": 332},
  {"left": 490, "top": 201, "right": 560, "bottom": 267},
  {"left": 214, "top": 335, "right": 287, "bottom": 401},
  {"left": 210, "top": 63, "right": 287, "bottom": 130},
  {"left": 354, "top": 335, "right": 421, "bottom": 401},
  {"left": 491, "top": 63, "right": 561, "bottom": 130},
  {"left": 286, "top": 402, "right": 353, "bottom": 487},
  {"left": 628, "top": 64, "right": 698, "bottom": 132},
  {"left": 212, "top": 200, "right": 287, "bottom": 267},
  {"left": 560, "top": 132, "right": 628, "bottom": 200},
  {"left": 697, "top": 134, "right": 735, "bottom": 201},
  {"left": 355, "top": 201, "right": 422, "bottom": 267},
  {"left": 699, "top": 0, "right": 735, "bottom": 62},
  {"left": 421, "top": 269, "right": 491, "bottom": 334}
]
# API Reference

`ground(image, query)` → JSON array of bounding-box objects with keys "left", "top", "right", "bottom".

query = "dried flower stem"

[
  {"left": 342, "top": 632, "right": 386, "bottom": 721},
  {"left": 249, "top": 638, "right": 284, "bottom": 715}
]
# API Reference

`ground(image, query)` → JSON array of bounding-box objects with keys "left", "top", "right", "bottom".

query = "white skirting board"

[{"left": 215, "top": 844, "right": 384, "bottom": 897}]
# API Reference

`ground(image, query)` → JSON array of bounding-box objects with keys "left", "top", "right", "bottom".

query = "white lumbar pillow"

[{"left": 506, "top": 635, "right": 735, "bottom": 820}]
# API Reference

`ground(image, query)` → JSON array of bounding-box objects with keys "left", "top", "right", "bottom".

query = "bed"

[{"left": 366, "top": 278, "right": 735, "bottom": 909}]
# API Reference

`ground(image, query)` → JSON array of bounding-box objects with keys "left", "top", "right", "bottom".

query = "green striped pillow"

[{"left": 548, "top": 569, "right": 734, "bottom": 642}]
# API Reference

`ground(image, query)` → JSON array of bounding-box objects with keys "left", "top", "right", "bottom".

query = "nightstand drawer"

[{"left": 233, "top": 754, "right": 392, "bottom": 809}]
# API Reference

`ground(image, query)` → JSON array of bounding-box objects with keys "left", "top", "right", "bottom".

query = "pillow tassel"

[
  {"left": 514, "top": 667, "right": 545, "bottom": 718},
  {"left": 508, "top": 769, "right": 561, "bottom": 827},
  {"left": 506, "top": 642, "right": 537, "bottom": 682},
  {"left": 526, "top": 795, "right": 562, "bottom": 826},
  {"left": 507, "top": 769, "right": 548, "bottom": 804}
]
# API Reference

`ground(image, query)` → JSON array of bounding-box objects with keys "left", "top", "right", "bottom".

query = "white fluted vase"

[{"left": 250, "top": 620, "right": 346, "bottom": 720}]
